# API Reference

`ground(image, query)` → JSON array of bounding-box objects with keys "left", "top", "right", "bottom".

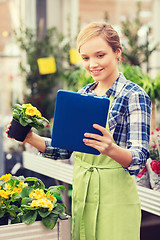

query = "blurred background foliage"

[
  {"left": 14, "top": 24, "right": 70, "bottom": 120},
  {"left": 120, "top": 2, "right": 159, "bottom": 68},
  {"left": 13, "top": 2, "right": 160, "bottom": 131}
]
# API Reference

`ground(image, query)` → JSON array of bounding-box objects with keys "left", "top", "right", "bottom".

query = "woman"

[{"left": 7, "top": 22, "right": 151, "bottom": 240}]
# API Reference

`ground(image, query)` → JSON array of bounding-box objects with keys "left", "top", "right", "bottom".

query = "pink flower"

[
  {"left": 46, "top": 124, "right": 50, "bottom": 128},
  {"left": 151, "top": 131, "right": 154, "bottom": 135},
  {"left": 136, "top": 166, "right": 147, "bottom": 178},
  {"left": 152, "top": 144, "right": 157, "bottom": 148},
  {"left": 156, "top": 128, "right": 160, "bottom": 131},
  {"left": 150, "top": 160, "right": 160, "bottom": 174}
]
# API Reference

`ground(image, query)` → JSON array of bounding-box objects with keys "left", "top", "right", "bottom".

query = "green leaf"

[
  {"left": 60, "top": 203, "right": 70, "bottom": 215},
  {"left": 25, "top": 177, "right": 45, "bottom": 190},
  {"left": 9, "top": 205, "right": 21, "bottom": 213},
  {"left": 42, "top": 213, "right": 58, "bottom": 229},
  {"left": 19, "top": 117, "right": 29, "bottom": 126},
  {"left": 14, "top": 103, "right": 23, "bottom": 110},
  {"left": 11, "top": 215, "right": 22, "bottom": 224},
  {"left": 40, "top": 117, "right": 49, "bottom": 124},
  {"left": 57, "top": 185, "right": 66, "bottom": 190},
  {"left": 7, "top": 208, "right": 17, "bottom": 218},
  {"left": 22, "top": 210, "right": 37, "bottom": 225},
  {"left": 21, "top": 197, "right": 33, "bottom": 206},
  {"left": 21, "top": 186, "right": 33, "bottom": 198},
  {"left": 11, "top": 175, "right": 25, "bottom": 182},
  {"left": 11, "top": 193, "right": 21, "bottom": 202},
  {"left": 0, "top": 210, "right": 5, "bottom": 218},
  {"left": 0, "top": 180, "right": 4, "bottom": 185},
  {"left": 47, "top": 185, "right": 66, "bottom": 196},
  {"left": 38, "top": 208, "right": 51, "bottom": 218},
  {"left": 51, "top": 203, "right": 69, "bottom": 217}
]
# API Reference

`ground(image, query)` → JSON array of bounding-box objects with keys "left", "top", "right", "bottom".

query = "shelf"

[
  {"left": 0, "top": 217, "right": 71, "bottom": 240},
  {"left": 136, "top": 185, "right": 160, "bottom": 216},
  {"left": 23, "top": 151, "right": 73, "bottom": 185},
  {"left": 23, "top": 152, "right": 160, "bottom": 216}
]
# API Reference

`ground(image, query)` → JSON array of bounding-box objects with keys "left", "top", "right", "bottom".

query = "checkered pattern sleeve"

[
  {"left": 124, "top": 91, "right": 151, "bottom": 175},
  {"left": 42, "top": 138, "right": 73, "bottom": 160}
]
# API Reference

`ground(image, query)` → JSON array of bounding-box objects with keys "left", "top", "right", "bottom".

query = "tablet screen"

[{"left": 51, "top": 90, "right": 110, "bottom": 155}]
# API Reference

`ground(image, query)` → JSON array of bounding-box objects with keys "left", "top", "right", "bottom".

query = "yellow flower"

[
  {"left": 35, "top": 109, "right": 41, "bottom": 117},
  {"left": 5, "top": 184, "right": 11, "bottom": 190},
  {"left": 0, "top": 190, "right": 12, "bottom": 199},
  {"left": 22, "top": 103, "right": 32, "bottom": 108},
  {"left": 29, "top": 189, "right": 46, "bottom": 199},
  {"left": 0, "top": 174, "right": 12, "bottom": 181},
  {"left": 12, "top": 187, "right": 22, "bottom": 193},
  {"left": 25, "top": 106, "right": 38, "bottom": 117},
  {"left": 46, "top": 193, "right": 56, "bottom": 202},
  {"left": 19, "top": 182, "right": 28, "bottom": 187},
  {"left": 31, "top": 199, "right": 54, "bottom": 211},
  {"left": 25, "top": 106, "right": 42, "bottom": 117}
]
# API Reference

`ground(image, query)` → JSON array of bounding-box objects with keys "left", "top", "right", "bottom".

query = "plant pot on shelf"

[
  {"left": 0, "top": 215, "right": 9, "bottom": 226},
  {"left": 134, "top": 165, "right": 151, "bottom": 189},
  {"left": 8, "top": 118, "right": 31, "bottom": 142},
  {"left": 146, "top": 158, "right": 160, "bottom": 191}
]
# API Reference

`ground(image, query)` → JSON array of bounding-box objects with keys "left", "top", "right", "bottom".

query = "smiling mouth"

[{"left": 90, "top": 69, "right": 104, "bottom": 74}]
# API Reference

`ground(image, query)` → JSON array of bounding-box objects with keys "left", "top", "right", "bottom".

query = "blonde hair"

[{"left": 77, "top": 22, "right": 122, "bottom": 53}]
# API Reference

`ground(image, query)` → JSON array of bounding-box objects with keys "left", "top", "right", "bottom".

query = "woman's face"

[{"left": 79, "top": 36, "right": 120, "bottom": 84}]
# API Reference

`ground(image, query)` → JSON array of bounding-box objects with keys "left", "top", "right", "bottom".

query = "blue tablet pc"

[{"left": 51, "top": 90, "right": 110, "bottom": 155}]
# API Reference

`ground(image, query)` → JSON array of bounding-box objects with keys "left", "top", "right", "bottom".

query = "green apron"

[{"left": 72, "top": 96, "right": 141, "bottom": 240}]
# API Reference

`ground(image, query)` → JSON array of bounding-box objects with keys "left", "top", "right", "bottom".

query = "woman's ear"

[{"left": 116, "top": 48, "right": 122, "bottom": 63}]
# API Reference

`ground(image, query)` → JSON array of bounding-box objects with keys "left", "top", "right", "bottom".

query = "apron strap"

[{"left": 79, "top": 164, "right": 100, "bottom": 239}]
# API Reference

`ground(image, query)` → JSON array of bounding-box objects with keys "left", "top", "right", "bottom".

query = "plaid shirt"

[{"left": 43, "top": 73, "right": 152, "bottom": 175}]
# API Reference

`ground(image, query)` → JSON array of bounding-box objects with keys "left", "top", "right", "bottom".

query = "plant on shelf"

[
  {"left": 147, "top": 128, "right": 160, "bottom": 191},
  {"left": 0, "top": 174, "right": 68, "bottom": 229},
  {"left": 0, "top": 174, "right": 26, "bottom": 225},
  {"left": 149, "top": 128, "right": 160, "bottom": 165}
]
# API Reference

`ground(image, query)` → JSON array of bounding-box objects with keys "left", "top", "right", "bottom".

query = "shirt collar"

[
  {"left": 86, "top": 72, "right": 127, "bottom": 98},
  {"left": 106, "top": 72, "right": 127, "bottom": 98}
]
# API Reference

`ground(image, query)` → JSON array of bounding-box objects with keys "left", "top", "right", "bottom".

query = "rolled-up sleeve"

[
  {"left": 125, "top": 92, "right": 151, "bottom": 175},
  {"left": 41, "top": 138, "right": 73, "bottom": 160}
]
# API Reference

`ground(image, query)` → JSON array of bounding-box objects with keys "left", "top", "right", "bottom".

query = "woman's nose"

[{"left": 89, "top": 58, "right": 98, "bottom": 68}]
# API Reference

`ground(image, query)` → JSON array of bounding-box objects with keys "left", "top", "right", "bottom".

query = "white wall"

[
  {"left": 151, "top": 0, "right": 160, "bottom": 77},
  {"left": 20, "top": 0, "right": 36, "bottom": 29},
  {"left": 47, "top": 0, "right": 79, "bottom": 40}
]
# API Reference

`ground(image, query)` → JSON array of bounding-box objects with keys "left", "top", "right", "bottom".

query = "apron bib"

[{"left": 72, "top": 95, "right": 141, "bottom": 240}]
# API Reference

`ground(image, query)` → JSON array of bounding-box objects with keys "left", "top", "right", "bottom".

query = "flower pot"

[
  {"left": 134, "top": 165, "right": 151, "bottom": 189},
  {"left": 147, "top": 158, "right": 160, "bottom": 191},
  {"left": 0, "top": 215, "right": 9, "bottom": 226},
  {"left": 8, "top": 118, "right": 31, "bottom": 142},
  {"left": 0, "top": 217, "right": 71, "bottom": 240}
]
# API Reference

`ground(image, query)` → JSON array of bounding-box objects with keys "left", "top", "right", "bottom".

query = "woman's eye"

[
  {"left": 82, "top": 57, "right": 89, "bottom": 61},
  {"left": 98, "top": 54, "right": 104, "bottom": 58}
]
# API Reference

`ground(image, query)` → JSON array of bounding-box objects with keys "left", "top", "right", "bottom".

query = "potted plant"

[
  {"left": 0, "top": 174, "right": 69, "bottom": 228},
  {"left": 134, "top": 165, "right": 151, "bottom": 189},
  {"left": 8, "top": 103, "right": 49, "bottom": 142},
  {"left": 147, "top": 128, "right": 160, "bottom": 191},
  {"left": 0, "top": 173, "right": 24, "bottom": 225}
]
